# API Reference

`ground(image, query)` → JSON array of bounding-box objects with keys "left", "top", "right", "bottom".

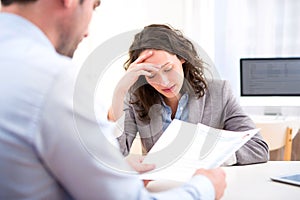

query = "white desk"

[
  {"left": 250, "top": 115, "right": 300, "bottom": 124},
  {"left": 146, "top": 161, "right": 300, "bottom": 199}
]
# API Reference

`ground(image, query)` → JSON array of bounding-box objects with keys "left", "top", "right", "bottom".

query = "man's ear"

[{"left": 61, "top": 0, "right": 74, "bottom": 8}]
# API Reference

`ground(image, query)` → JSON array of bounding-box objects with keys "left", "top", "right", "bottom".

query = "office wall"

[
  {"left": 214, "top": 0, "right": 300, "bottom": 98},
  {"left": 3, "top": 1, "right": 298, "bottom": 113},
  {"left": 73, "top": 0, "right": 187, "bottom": 66}
]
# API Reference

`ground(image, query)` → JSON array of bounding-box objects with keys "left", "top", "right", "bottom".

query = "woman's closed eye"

[
  {"left": 163, "top": 64, "right": 173, "bottom": 72},
  {"left": 147, "top": 63, "right": 173, "bottom": 79}
]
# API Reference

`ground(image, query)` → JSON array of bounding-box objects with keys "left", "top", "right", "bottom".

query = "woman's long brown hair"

[{"left": 124, "top": 24, "right": 207, "bottom": 120}]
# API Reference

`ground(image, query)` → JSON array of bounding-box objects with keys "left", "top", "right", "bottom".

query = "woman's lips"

[{"left": 162, "top": 85, "right": 175, "bottom": 93}]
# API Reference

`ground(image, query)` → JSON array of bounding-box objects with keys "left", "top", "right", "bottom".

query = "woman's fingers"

[
  {"left": 132, "top": 63, "right": 160, "bottom": 72},
  {"left": 133, "top": 50, "right": 153, "bottom": 64},
  {"left": 126, "top": 62, "right": 160, "bottom": 80},
  {"left": 128, "top": 50, "right": 161, "bottom": 76},
  {"left": 123, "top": 50, "right": 162, "bottom": 86}
]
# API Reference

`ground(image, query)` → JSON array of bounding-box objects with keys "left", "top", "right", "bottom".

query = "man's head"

[
  {"left": 1, "top": 0, "right": 100, "bottom": 57},
  {"left": 1, "top": 0, "right": 84, "bottom": 5}
]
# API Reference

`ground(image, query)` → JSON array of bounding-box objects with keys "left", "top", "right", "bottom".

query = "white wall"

[{"left": 73, "top": 0, "right": 186, "bottom": 66}]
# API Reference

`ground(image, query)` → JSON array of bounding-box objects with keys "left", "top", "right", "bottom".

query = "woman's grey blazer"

[{"left": 117, "top": 79, "right": 269, "bottom": 165}]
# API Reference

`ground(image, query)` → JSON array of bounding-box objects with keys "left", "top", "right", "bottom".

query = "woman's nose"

[{"left": 157, "top": 74, "right": 170, "bottom": 87}]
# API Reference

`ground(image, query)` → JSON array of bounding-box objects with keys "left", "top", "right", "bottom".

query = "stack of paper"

[{"left": 140, "top": 119, "right": 259, "bottom": 182}]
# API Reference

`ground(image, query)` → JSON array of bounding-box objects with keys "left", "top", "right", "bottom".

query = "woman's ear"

[{"left": 180, "top": 59, "right": 186, "bottom": 64}]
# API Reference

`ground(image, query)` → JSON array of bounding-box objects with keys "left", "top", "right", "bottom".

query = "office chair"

[{"left": 255, "top": 121, "right": 297, "bottom": 161}]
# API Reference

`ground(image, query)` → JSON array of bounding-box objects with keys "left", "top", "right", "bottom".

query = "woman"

[{"left": 108, "top": 24, "right": 269, "bottom": 165}]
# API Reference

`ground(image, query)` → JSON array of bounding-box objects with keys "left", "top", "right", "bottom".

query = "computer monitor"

[{"left": 239, "top": 57, "right": 300, "bottom": 115}]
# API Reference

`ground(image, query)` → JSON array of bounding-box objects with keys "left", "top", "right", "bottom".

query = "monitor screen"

[
  {"left": 240, "top": 57, "right": 300, "bottom": 96},
  {"left": 239, "top": 57, "right": 300, "bottom": 108}
]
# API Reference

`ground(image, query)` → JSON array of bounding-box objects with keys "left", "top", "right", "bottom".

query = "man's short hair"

[
  {"left": 1, "top": 0, "right": 37, "bottom": 6},
  {"left": 1, "top": 0, "right": 84, "bottom": 6}
]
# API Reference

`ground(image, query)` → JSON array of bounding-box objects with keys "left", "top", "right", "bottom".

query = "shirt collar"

[
  {"left": 160, "top": 93, "right": 189, "bottom": 108},
  {"left": 0, "top": 13, "right": 56, "bottom": 53}
]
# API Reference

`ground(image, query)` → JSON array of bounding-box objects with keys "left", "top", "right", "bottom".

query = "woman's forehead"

[{"left": 141, "top": 50, "right": 177, "bottom": 64}]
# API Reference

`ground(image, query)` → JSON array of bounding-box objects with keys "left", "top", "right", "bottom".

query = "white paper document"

[{"left": 140, "top": 119, "right": 259, "bottom": 182}]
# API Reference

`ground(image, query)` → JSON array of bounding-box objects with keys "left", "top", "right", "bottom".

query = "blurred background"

[
  {"left": 74, "top": 0, "right": 300, "bottom": 104},
  {"left": 84, "top": 1, "right": 300, "bottom": 161},
  {"left": 1, "top": 0, "right": 299, "bottom": 161}
]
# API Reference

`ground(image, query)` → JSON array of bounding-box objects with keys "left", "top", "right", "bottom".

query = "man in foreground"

[{"left": 0, "top": 0, "right": 226, "bottom": 199}]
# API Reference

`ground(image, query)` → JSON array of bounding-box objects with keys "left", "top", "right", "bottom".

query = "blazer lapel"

[
  {"left": 148, "top": 104, "right": 164, "bottom": 143},
  {"left": 188, "top": 96, "right": 203, "bottom": 124}
]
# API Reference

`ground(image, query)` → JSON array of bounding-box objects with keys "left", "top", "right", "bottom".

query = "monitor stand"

[{"left": 263, "top": 106, "right": 282, "bottom": 116}]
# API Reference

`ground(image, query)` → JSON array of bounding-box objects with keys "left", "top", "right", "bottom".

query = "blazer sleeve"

[
  {"left": 116, "top": 94, "right": 138, "bottom": 156},
  {"left": 221, "top": 81, "right": 269, "bottom": 165}
]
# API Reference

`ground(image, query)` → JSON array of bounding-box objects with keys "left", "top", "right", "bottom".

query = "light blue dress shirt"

[
  {"left": 161, "top": 93, "right": 189, "bottom": 132},
  {"left": 0, "top": 13, "right": 215, "bottom": 199}
]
